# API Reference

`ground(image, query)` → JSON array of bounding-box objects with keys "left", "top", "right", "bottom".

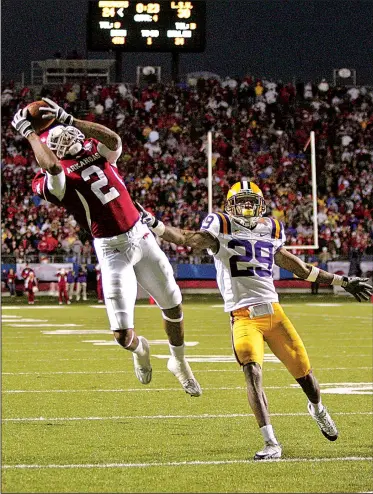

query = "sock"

[
  {"left": 169, "top": 343, "right": 185, "bottom": 359},
  {"left": 309, "top": 400, "right": 324, "bottom": 414},
  {"left": 132, "top": 336, "right": 145, "bottom": 356},
  {"left": 260, "top": 425, "right": 278, "bottom": 445}
]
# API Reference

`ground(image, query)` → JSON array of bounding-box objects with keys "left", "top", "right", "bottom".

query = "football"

[{"left": 26, "top": 100, "right": 55, "bottom": 134}]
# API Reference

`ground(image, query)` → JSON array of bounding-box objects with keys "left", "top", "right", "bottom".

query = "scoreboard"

[{"left": 87, "top": 1, "right": 206, "bottom": 52}]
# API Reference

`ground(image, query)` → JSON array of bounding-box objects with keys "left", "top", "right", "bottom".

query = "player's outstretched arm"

[
  {"left": 274, "top": 248, "right": 373, "bottom": 302},
  {"left": 73, "top": 119, "right": 122, "bottom": 152},
  {"left": 40, "top": 98, "right": 121, "bottom": 152},
  {"left": 11, "top": 109, "right": 62, "bottom": 175},
  {"left": 135, "top": 202, "right": 218, "bottom": 252}
]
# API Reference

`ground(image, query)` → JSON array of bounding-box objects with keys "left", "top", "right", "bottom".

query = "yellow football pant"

[{"left": 231, "top": 303, "right": 311, "bottom": 379}]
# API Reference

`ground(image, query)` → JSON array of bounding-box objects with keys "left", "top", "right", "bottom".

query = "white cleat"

[
  {"left": 307, "top": 403, "right": 338, "bottom": 441},
  {"left": 133, "top": 337, "right": 152, "bottom": 385},
  {"left": 167, "top": 357, "right": 202, "bottom": 397},
  {"left": 254, "top": 442, "right": 282, "bottom": 461}
]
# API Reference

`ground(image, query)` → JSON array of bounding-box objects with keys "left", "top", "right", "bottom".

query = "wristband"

[
  {"left": 305, "top": 265, "right": 320, "bottom": 282},
  {"left": 331, "top": 275, "right": 349, "bottom": 287},
  {"left": 152, "top": 221, "right": 165, "bottom": 236}
]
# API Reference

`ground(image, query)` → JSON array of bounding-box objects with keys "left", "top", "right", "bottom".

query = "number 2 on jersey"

[
  {"left": 81, "top": 165, "right": 120, "bottom": 205},
  {"left": 228, "top": 239, "right": 274, "bottom": 277}
]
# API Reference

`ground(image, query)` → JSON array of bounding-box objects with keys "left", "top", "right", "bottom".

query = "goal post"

[
  {"left": 207, "top": 130, "right": 213, "bottom": 214},
  {"left": 284, "top": 130, "right": 319, "bottom": 250}
]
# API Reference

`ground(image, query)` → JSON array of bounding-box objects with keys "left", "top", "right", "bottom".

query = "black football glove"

[{"left": 342, "top": 277, "right": 373, "bottom": 302}]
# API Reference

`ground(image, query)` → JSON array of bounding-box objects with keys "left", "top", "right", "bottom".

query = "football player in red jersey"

[{"left": 11, "top": 101, "right": 201, "bottom": 397}]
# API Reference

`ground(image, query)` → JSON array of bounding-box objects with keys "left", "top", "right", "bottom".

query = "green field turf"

[{"left": 2, "top": 295, "right": 372, "bottom": 493}]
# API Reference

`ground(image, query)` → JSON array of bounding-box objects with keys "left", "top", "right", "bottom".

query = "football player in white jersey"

[{"left": 136, "top": 181, "right": 372, "bottom": 460}]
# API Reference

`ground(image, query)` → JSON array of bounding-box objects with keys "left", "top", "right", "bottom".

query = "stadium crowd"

[{"left": 2, "top": 75, "right": 373, "bottom": 267}]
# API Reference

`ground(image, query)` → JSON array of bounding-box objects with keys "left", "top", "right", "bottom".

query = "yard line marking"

[
  {"left": 2, "top": 456, "right": 372, "bottom": 470},
  {"left": 3, "top": 411, "right": 372, "bottom": 423},
  {"left": 306, "top": 303, "right": 343, "bottom": 307},
  {"left": 7, "top": 324, "right": 82, "bottom": 328},
  {"left": 2, "top": 366, "right": 372, "bottom": 376},
  {"left": 2, "top": 319, "right": 49, "bottom": 323},
  {"left": 3, "top": 386, "right": 290, "bottom": 394},
  {"left": 2, "top": 306, "right": 66, "bottom": 309}
]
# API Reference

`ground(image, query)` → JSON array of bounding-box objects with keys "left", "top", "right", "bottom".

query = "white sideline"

[
  {"left": 2, "top": 456, "right": 372, "bottom": 470},
  {"left": 3, "top": 411, "right": 372, "bottom": 423}
]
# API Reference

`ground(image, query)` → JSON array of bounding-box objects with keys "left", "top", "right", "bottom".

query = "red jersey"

[
  {"left": 25, "top": 276, "right": 37, "bottom": 291},
  {"left": 32, "top": 138, "right": 139, "bottom": 238},
  {"left": 57, "top": 272, "right": 68, "bottom": 285}
]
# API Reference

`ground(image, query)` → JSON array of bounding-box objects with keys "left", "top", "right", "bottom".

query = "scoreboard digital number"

[{"left": 87, "top": 1, "right": 206, "bottom": 52}]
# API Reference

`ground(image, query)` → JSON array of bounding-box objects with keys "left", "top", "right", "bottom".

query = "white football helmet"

[{"left": 46, "top": 125, "right": 85, "bottom": 159}]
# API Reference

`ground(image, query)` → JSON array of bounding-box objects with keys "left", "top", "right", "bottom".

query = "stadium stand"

[{"left": 2, "top": 77, "right": 373, "bottom": 276}]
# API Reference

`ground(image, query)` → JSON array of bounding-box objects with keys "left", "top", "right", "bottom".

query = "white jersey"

[{"left": 200, "top": 213, "right": 286, "bottom": 312}]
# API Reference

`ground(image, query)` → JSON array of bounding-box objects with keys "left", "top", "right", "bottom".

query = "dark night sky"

[{"left": 2, "top": 0, "right": 373, "bottom": 84}]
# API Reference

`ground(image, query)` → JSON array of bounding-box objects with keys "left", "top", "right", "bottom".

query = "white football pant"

[{"left": 94, "top": 220, "right": 182, "bottom": 330}]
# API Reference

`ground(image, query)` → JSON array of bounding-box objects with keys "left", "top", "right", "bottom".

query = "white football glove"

[
  {"left": 11, "top": 108, "right": 35, "bottom": 138},
  {"left": 342, "top": 277, "right": 373, "bottom": 302},
  {"left": 135, "top": 202, "right": 165, "bottom": 236},
  {"left": 39, "top": 97, "right": 74, "bottom": 125},
  {"left": 135, "top": 202, "right": 158, "bottom": 228}
]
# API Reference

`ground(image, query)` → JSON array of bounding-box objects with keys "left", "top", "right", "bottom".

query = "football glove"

[
  {"left": 135, "top": 202, "right": 158, "bottom": 228},
  {"left": 11, "top": 108, "right": 35, "bottom": 138},
  {"left": 39, "top": 98, "right": 74, "bottom": 125},
  {"left": 135, "top": 202, "right": 165, "bottom": 236},
  {"left": 342, "top": 277, "right": 373, "bottom": 302}
]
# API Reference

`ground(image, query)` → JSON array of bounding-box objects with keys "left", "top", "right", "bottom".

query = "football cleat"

[
  {"left": 133, "top": 336, "right": 152, "bottom": 385},
  {"left": 167, "top": 357, "right": 202, "bottom": 397},
  {"left": 307, "top": 402, "right": 338, "bottom": 441},
  {"left": 254, "top": 442, "right": 282, "bottom": 461}
]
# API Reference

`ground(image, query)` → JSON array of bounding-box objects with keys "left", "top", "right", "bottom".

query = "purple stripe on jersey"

[
  {"left": 216, "top": 213, "right": 224, "bottom": 234},
  {"left": 222, "top": 213, "right": 232, "bottom": 234},
  {"left": 279, "top": 221, "right": 284, "bottom": 239},
  {"left": 270, "top": 218, "right": 276, "bottom": 238}
]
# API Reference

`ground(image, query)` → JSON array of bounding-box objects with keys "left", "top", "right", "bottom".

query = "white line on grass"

[
  {"left": 2, "top": 456, "right": 372, "bottom": 470},
  {"left": 3, "top": 383, "right": 372, "bottom": 394},
  {"left": 2, "top": 306, "right": 66, "bottom": 309},
  {"left": 3, "top": 411, "right": 372, "bottom": 423},
  {"left": 3, "top": 366, "right": 371, "bottom": 376},
  {"left": 3, "top": 385, "right": 289, "bottom": 394}
]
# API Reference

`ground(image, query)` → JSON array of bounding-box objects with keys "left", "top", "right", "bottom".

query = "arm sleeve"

[
  {"left": 97, "top": 142, "right": 122, "bottom": 166},
  {"left": 46, "top": 171, "right": 66, "bottom": 201}
]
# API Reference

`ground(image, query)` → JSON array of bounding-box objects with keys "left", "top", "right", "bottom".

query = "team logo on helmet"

[{"left": 225, "top": 181, "right": 266, "bottom": 228}]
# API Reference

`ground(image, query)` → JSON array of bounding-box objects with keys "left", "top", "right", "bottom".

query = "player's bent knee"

[
  {"left": 162, "top": 304, "right": 183, "bottom": 322},
  {"left": 244, "top": 362, "right": 262, "bottom": 380},
  {"left": 234, "top": 341, "right": 261, "bottom": 367},
  {"left": 113, "top": 329, "right": 134, "bottom": 348}
]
